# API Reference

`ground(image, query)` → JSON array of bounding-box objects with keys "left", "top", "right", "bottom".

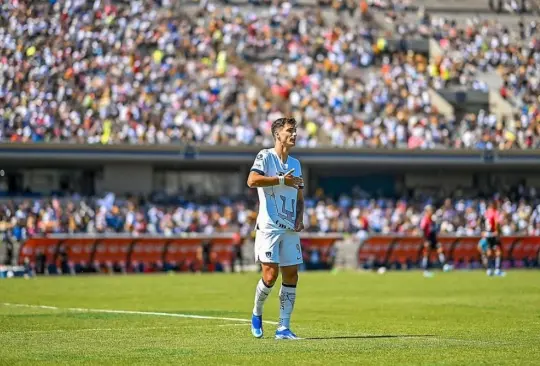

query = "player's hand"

[
  {"left": 294, "top": 220, "right": 304, "bottom": 232},
  {"left": 284, "top": 171, "right": 304, "bottom": 189}
]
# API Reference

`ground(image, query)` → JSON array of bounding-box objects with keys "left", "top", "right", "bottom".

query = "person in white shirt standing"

[{"left": 247, "top": 117, "right": 305, "bottom": 340}]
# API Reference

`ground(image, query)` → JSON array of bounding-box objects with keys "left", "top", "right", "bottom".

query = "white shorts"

[{"left": 254, "top": 230, "right": 303, "bottom": 267}]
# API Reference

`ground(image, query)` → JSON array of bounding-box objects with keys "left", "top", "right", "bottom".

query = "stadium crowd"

[
  {"left": 1, "top": 0, "right": 275, "bottom": 145},
  {"left": 1, "top": 0, "right": 539, "bottom": 149},
  {"left": 0, "top": 185, "right": 539, "bottom": 244}
]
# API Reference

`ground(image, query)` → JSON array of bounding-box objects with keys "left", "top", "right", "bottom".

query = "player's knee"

[
  {"left": 262, "top": 266, "right": 279, "bottom": 286},
  {"left": 282, "top": 271, "right": 298, "bottom": 285}
]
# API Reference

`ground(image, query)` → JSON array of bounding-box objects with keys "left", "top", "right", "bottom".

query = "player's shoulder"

[{"left": 255, "top": 149, "right": 272, "bottom": 160}]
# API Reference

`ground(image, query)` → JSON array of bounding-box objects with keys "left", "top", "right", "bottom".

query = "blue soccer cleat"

[
  {"left": 495, "top": 269, "right": 507, "bottom": 277},
  {"left": 251, "top": 314, "right": 263, "bottom": 338},
  {"left": 275, "top": 328, "right": 300, "bottom": 340}
]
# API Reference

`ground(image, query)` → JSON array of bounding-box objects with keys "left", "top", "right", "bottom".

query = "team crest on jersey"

[{"left": 256, "top": 153, "right": 263, "bottom": 160}]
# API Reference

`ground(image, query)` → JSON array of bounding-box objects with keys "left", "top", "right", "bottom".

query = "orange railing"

[{"left": 17, "top": 234, "right": 539, "bottom": 273}]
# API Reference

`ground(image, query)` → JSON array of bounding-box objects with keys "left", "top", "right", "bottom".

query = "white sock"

[
  {"left": 495, "top": 256, "right": 501, "bottom": 270},
  {"left": 253, "top": 279, "right": 273, "bottom": 316},
  {"left": 422, "top": 256, "right": 429, "bottom": 270},
  {"left": 438, "top": 252, "right": 446, "bottom": 264},
  {"left": 278, "top": 284, "right": 296, "bottom": 329}
]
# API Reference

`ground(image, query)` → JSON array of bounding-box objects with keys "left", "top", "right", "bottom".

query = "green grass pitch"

[{"left": 1, "top": 270, "right": 539, "bottom": 365}]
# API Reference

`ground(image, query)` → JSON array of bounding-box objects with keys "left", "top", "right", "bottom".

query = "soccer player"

[
  {"left": 420, "top": 205, "right": 451, "bottom": 277},
  {"left": 483, "top": 201, "right": 505, "bottom": 276},
  {"left": 247, "top": 117, "right": 305, "bottom": 340}
]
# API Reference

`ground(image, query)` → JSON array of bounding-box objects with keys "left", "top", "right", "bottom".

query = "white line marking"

[
  {"left": 217, "top": 323, "right": 251, "bottom": 327},
  {"left": 2, "top": 303, "right": 278, "bottom": 325},
  {"left": 1, "top": 327, "right": 172, "bottom": 335}
]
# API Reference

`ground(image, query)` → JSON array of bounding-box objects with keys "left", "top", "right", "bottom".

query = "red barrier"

[
  {"left": 164, "top": 237, "right": 236, "bottom": 271},
  {"left": 357, "top": 235, "right": 540, "bottom": 268},
  {"left": 387, "top": 237, "right": 423, "bottom": 267},
  {"left": 358, "top": 236, "right": 394, "bottom": 266},
  {"left": 18, "top": 235, "right": 540, "bottom": 271},
  {"left": 301, "top": 235, "right": 341, "bottom": 264},
  {"left": 18, "top": 234, "right": 344, "bottom": 271},
  {"left": 129, "top": 238, "right": 167, "bottom": 270},
  {"left": 511, "top": 237, "right": 540, "bottom": 264},
  {"left": 61, "top": 238, "right": 96, "bottom": 267},
  {"left": 19, "top": 238, "right": 59, "bottom": 266},
  {"left": 93, "top": 238, "right": 133, "bottom": 269},
  {"left": 451, "top": 237, "right": 481, "bottom": 264}
]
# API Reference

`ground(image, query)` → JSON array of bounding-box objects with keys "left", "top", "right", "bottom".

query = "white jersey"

[{"left": 250, "top": 148, "right": 303, "bottom": 233}]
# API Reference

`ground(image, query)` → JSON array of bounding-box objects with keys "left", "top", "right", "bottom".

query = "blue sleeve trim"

[{"left": 250, "top": 168, "right": 265, "bottom": 176}]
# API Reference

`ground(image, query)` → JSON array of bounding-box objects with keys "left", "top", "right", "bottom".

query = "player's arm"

[
  {"left": 247, "top": 151, "right": 276, "bottom": 188},
  {"left": 294, "top": 188, "right": 305, "bottom": 232},
  {"left": 247, "top": 170, "right": 303, "bottom": 188},
  {"left": 247, "top": 171, "right": 279, "bottom": 188}
]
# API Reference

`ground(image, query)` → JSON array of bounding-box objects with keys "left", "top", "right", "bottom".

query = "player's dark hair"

[{"left": 271, "top": 117, "right": 296, "bottom": 140}]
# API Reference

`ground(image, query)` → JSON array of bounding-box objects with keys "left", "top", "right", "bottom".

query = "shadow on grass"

[{"left": 303, "top": 334, "right": 436, "bottom": 340}]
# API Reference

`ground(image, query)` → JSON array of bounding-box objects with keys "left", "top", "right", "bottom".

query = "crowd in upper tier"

[{"left": 0, "top": 0, "right": 538, "bottom": 149}]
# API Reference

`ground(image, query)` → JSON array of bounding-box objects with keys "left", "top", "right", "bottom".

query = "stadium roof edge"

[{"left": 0, "top": 143, "right": 537, "bottom": 166}]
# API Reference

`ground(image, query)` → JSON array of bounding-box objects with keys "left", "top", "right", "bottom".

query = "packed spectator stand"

[{"left": 1, "top": 0, "right": 538, "bottom": 148}]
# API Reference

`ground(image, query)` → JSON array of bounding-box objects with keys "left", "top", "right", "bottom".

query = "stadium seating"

[{"left": 1, "top": 0, "right": 538, "bottom": 149}]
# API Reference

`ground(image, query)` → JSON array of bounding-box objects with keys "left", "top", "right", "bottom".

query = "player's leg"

[
  {"left": 494, "top": 242, "right": 505, "bottom": 276},
  {"left": 436, "top": 245, "right": 445, "bottom": 265},
  {"left": 486, "top": 244, "right": 494, "bottom": 276},
  {"left": 422, "top": 241, "right": 433, "bottom": 277},
  {"left": 276, "top": 264, "right": 299, "bottom": 339},
  {"left": 436, "top": 242, "right": 453, "bottom": 272},
  {"left": 251, "top": 231, "right": 280, "bottom": 338},
  {"left": 275, "top": 233, "right": 303, "bottom": 339},
  {"left": 478, "top": 238, "right": 489, "bottom": 269}
]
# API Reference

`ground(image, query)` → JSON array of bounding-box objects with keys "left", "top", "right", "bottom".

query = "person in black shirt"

[
  {"left": 200, "top": 240, "right": 212, "bottom": 272},
  {"left": 35, "top": 250, "right": 46, "bottom": 275}
]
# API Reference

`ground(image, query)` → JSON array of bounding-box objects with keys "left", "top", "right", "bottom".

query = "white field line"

[
  {"left": 217, "top": 323, "right": 251, "bottom": 327},
  {"left": 2, "top": 303, "right": 278, "bottom": 325},
  {"left": 1, "top": 326, "right": 172, "bottom": 335}
]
